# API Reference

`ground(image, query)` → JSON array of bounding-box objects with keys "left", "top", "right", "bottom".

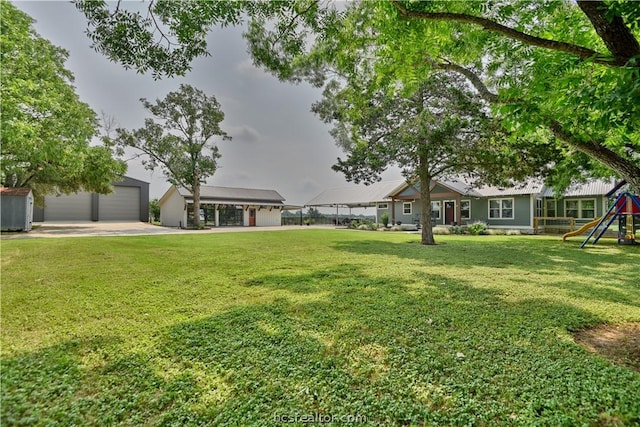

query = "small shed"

[{"left": 1, "top": 187, "right": 34, "bottom": 231}]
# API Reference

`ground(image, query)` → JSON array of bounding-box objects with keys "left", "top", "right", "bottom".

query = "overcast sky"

[{"left": 14, "top": 1, "right": 402, "bottom": 206}]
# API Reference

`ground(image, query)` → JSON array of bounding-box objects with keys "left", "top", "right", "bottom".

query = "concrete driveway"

[{"left": 1, "top": 222, "right": 328, "bottom": 239}]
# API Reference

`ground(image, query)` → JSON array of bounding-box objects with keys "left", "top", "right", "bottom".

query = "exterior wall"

[
  {"left": 548, "top": 195, "right": 608, "bottom": 226},
  {"left": 391, "top": 200, "right": 421, "bottom": 225},
  {"left": 1, "top": 192, "right": 34, "bottom": 231},
  {"left": 256, "top": 207, "right": 282, "bottom": 226},
  {"left": 159, "top": 187, "right": 186, "bottom": 227},
  {"left": 34, "top": 176, "right": 149, "bottom": 222},
  {"left": 466, "top": 195, "right": 533, "bottom": 228},
  {"left": 159, "top": 189, "right": 283, "bottom": 228},
  {"left": 376, "top": 202, "right": 391, "bottom": 224}
]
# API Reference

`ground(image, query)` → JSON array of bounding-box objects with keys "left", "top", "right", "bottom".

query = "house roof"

[
  {"left": 432, "top": 178, "right": 484, "bottom": 197},
  {"left": 474, "top": 180, "right": 546, "bottom": 197},
  {"left": 305, "top": 176, "right": 618, "bottom": 209},
  {"left": 306, "top": 180, "right": 405, "bottom": 207},
  {"left": 0, "top": 187, "right": 32, "bottom": 197},
  {"left": 176, "top": 185, "right": 285, "bottom": 204},
  {"left": 388, "top": 178, "right": 545, "bottom": 198},
  {"left": 541, "top": 178, "right": 617, "bottom": 198}
]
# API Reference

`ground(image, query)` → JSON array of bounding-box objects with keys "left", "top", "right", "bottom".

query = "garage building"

[{"left": 33, "top": 176, "right": 149, "bottom": 222}]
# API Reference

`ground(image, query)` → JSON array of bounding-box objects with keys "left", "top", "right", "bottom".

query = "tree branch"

[
  {"left": 577, "top": 1, "right": 640, "bottom": 67},
  {"left": 425, "top": 56, "right": 500, "bottom": 103},
  {"left": 391, "top": 0, "right": 616, "bottom": 66}
]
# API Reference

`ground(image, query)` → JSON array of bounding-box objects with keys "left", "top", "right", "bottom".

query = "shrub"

[
  {"left": 450, "top": 226, "right": 467, "bottom": 235},
  {"left": 380, "top": 212, "right": 390, "bottom": 227},
  {"left": 468, "top": 221, "right": 487, "bottom": 235}
]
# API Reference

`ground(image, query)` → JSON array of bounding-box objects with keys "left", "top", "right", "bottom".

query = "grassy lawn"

[{"left": 1, "top": 230, "right": 639, "bottom": 426}]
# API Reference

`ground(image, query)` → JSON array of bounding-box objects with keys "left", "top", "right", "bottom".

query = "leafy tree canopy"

[
  {"left": 109, "top": 84, "right": 230, "bottom": 227},
  {"left": 314, "top": 72, "right": 549, "bottom": 244},
  {"left": 74, "top": 0, "right": 640, "bottom": 191},
  {"left": 359, "top": 1, "right": 640, "bottom": 191},
  {"left": 1, "top": 1, "right": 126, "bottom": 200}
]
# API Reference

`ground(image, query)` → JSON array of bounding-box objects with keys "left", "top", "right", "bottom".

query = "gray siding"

[
  {"left": 99, "top": 186, "right": 141, "bottom": 220},
  {"left": 1, "top": 193, "right": 33, "bottom": 231},
  {"left": 466, "top": 195, "right": 533, "bottom": 227},
  {"left": 552, "top": 195, "right": 607, "bottom": 225},
  {"left": 44, "top": 192, "right": 93, "bottom": 221},
  {"left": 40, "top": 177, "right": 149, "bottom": 222}
]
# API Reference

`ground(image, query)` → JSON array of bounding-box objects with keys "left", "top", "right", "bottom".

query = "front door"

[
  {"left": 445, "top": 201, "right": 456, "bottom": 225},
  {"left": 249, "top": 208, "right": 256, "bottom": 226}
]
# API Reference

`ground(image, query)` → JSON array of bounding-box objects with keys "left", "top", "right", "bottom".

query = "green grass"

[{"left": 1, "top": 230, "right": 639, "bottom": 426}]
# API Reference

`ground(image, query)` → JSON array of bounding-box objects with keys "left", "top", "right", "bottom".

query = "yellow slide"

[{"left": 562, "top": 216, "right": 605, "bottom": 241}]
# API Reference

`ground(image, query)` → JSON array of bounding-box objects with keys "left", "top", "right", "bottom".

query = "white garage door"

[
  {"left": 99, "top": 186, "right": 140, "bottom": 221},
  {"left": 44, "top": 192, "right": 92, "bottom": 221}
]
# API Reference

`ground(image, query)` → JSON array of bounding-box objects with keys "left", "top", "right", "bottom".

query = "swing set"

[{"left": 579, "top": 192, "right": 640, "bottom": 248}]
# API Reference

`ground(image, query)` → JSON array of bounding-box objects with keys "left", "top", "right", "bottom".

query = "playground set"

[{"left": 562, "top": 191, "right": 640, "bottom": 248}]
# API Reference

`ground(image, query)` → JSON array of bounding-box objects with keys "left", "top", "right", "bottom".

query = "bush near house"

[{"left": 468, "top": 221, "right": 488, "bottom": 235}]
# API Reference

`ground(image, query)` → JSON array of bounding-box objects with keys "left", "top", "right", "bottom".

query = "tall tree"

[
  {"left": 1, "top": 1, "right": 126, "bottom": 200},
  {"left": 110, "top": 84, "right": 230, "bottom": 228},
  {"left": 346, "top": 1, "right": 640, "bottom": 191},
  {"left": 315, "top": 74, "right": 530, "bottom": 245},
  {"left": 74, "top": 1, "right": 640, "bottom": 190}
]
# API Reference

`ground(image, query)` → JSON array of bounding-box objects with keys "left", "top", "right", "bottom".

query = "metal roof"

[
  {"left": 305, "top": 176, "right": 617, "bottom": 208},
  {"left": 541, "top": 178, "right": 617, "bottom": 198},
  {"left": 474, "top": 180, "right": 545, "bottom": 197},
  {"left": 306, "top": 180, "right": 405, "bottom": 207},
  {"left": 0, "top": 187, "right": 32, "bottom": 197},
  {"left": 177, "top": 186, "right": 285, "bottom": 204}
]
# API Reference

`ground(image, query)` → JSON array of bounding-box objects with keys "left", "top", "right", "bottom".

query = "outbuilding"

[
  {"left": 0, "top": 187, "right": 34, "bottom": 231},
  {"left": 33, "top": 176, "right": 149, "bottom": 222},
  {"left": 159, "top": 185, "right": 286, "bottom": 227}
]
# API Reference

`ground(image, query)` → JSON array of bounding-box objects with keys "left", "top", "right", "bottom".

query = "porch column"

[
  {"left": 214, "top": 204, "right": 220, "bottom": 227},
  {"left": 391, "top": 197, "right": 396, "bottom": 225}
]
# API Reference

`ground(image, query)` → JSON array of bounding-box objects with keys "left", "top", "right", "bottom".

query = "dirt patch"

[{"left": 573, "top": 323, "right": 640, "bottom": 372}]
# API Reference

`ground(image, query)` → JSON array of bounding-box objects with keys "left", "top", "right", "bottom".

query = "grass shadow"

[
  {"left": 157, "top": 267, "right": 640, "bottom": 425},
  {"left": 331, "top": 237, "right": 640, "bottom": 309}
]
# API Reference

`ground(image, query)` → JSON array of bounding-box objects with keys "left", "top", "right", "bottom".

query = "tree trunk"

[
  {"left": 577, "top": 1, "right": 640, "bottom": 67},
  {"left": 418, "top": 154, "right": 436, "bottom": 245},
  {"left": 192, "top": 174, "right": 201, "bottom": 228}
]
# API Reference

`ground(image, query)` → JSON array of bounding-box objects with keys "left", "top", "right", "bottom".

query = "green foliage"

[
  {"left": 345, "top": 1, "right": 640, "bottom": 189},
  {"left": 1, "top": 231, "right": 639, "bottom": 424},
  {"left": 73, "top": 0, "right": 640, "bottom": 189},
  {"left": 149, "top": 199, "right": 161, "bottom": 222},
  {"left": 0, "top": 1, "right": 126, "bottom": 199},
  {"left": 381, "top": 212, "right": 390, "bottom": 227},
  {"left": 110, "top": 84, "right": 230, "bottom": 227},
  {"left": 468, "top": 221, "right": 488, "bottom": 235}
]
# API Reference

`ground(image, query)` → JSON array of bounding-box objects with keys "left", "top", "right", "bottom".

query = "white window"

[
  {"left": 377, "top": 203, "right": 388, "bottom": 209},
  {"left": 431, "top": 201, "right": 441, "bottom": 219},
  {"left": 461, "top": 200, "right": 471, "bottom": 220},
  {"left": 489, "top": 198, "right": 514, "bottom": 219},
  {"left": 403, "top": 202, "right": 412, "bottom": 215},
  {"left": 565, "top": 199, "right": 595, "bottom": 219}
]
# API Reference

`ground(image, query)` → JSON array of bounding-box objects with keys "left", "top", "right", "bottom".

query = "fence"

[{"left": 533, "top": 217, "right": 575, "bottom": 234}]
